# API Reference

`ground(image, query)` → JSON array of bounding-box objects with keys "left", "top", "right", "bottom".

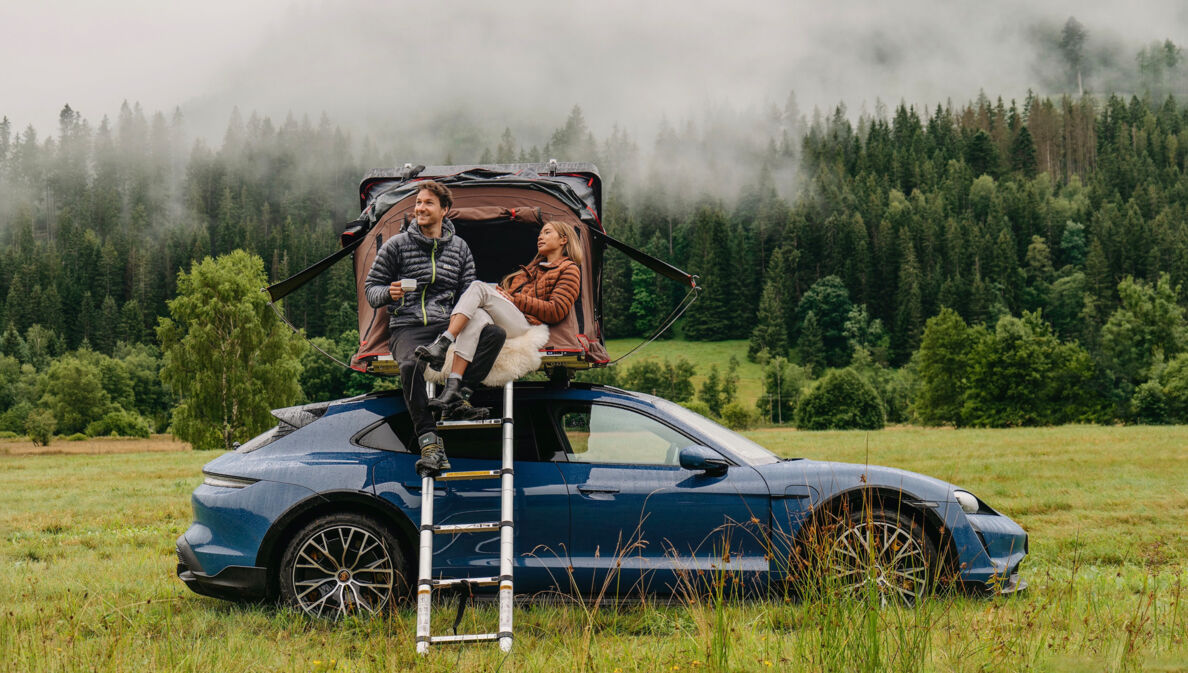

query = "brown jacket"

[{"left": 504, "top": 258, "right": 581, "bottom": 325}]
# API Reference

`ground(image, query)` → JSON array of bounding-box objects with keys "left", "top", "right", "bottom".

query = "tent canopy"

[
  {"left": 264, "top": 162, "right": 697, "bottom": 375},
  {"left": 350, "top": 163, "right": 610, "bottom": 371}
]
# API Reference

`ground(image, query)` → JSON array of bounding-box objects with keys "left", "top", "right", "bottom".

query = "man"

[{"left": 364, "top": 181, "right": 506, "bottom": 476}]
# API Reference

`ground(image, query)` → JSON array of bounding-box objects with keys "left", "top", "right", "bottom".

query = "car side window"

[
  {"left": 559, "top": 404, "right": 691, "bottom": 466},
  {"left": 356, "top": 408, "right": 542, "bottom": 461}
]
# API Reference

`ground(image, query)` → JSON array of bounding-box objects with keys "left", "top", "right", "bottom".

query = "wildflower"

[{"left": 763, "top": 660, "right": 773, "bottom": 667}]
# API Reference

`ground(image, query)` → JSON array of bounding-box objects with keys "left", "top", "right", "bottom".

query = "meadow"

[
  {"left": 1, "top": 425, "right": 1185, "bottom": 673},
  {"left": 602, "top": 338, "right": 768, "bottom": 403}
]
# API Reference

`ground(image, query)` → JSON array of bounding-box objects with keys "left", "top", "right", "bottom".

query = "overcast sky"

[{"left": 3, "top": 0, "right": 1186, "bottom": 142}]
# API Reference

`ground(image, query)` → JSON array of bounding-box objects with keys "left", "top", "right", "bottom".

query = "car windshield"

[{"left": 650, "top": 398, "right": 780, "bottom": 466}]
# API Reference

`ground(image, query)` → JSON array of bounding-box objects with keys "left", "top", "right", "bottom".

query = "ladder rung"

[
  {"left": 434, "top": 522, "right": 501, "bottom": 534},
  {"left": 436, "top": 469, "right": 501, "bottom": 482},
  {"left": 429, "top": 633, "right": 499, "bottom": 644},
  {"left": 436, "top": 418, "right": 504, "bottom": 430},
  {"left": 432, "top": 576, "right": 500, "bottom": 588}
]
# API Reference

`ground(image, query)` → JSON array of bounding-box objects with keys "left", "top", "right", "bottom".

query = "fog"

[{"left": 3, "top": 0, "right": 1187, "bottom": 152}]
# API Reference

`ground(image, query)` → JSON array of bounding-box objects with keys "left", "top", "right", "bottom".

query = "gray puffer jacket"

[{"left": 364, "top": 217, "right": 476, "bottom": 328}]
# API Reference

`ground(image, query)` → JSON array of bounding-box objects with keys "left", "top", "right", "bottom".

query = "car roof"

[{"left": 327, "top": 381, "right": 651, "bottom": 415}]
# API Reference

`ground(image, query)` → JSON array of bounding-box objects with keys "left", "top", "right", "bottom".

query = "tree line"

[{"left": 4, "top": 81, "right": 1188, "bottom": 440}]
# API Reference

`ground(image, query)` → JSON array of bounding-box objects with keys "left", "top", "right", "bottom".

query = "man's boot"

[
  {"left": 414, "top": 334, "right": 451, "bottom": 370},
  {"left": 430, "top": 378, "right": 492, "bottom": 421},
  {"left": 414, "top": 432, "right": 450, "bottom": 477},
  {"left": 443, "top": 398, "right": 491, "bottom": 421},
  {"left": 427, "top": 377, "right": 467, "bottom": 411}
]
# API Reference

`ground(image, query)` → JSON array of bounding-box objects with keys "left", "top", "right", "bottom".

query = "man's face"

[{"left": 414, "top": 189, "right": 446, "bottom": 229}]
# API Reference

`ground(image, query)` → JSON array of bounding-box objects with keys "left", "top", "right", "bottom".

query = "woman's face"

[{"left": 537, "top": 223, "right": 567, "bottom": 257}]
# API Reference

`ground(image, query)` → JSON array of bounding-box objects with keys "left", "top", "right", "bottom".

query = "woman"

[{"left": 415, "top": 220, "right": 583, "bottom": 410}]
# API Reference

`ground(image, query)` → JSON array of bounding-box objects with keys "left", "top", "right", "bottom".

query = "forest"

[{"left": 4, "top": 64, "right": 1188, "bottom": 437}]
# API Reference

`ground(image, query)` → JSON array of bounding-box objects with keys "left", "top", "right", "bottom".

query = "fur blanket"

[{"left": 423, "top": 324, "right": 550, "bottom": 387}]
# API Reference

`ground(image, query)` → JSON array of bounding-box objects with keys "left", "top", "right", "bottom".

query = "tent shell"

[{"left": 347, "top": 163, "right": 610, "bottom": 374}]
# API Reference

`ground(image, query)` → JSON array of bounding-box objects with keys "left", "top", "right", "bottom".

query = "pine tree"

[
  {"left": 95, "top": 295, "right": 119, "bottom": 354},
  {"left": 1010, "top": 126, "right": 1038, "bottom": 177},
  {"left": 748, "top": 246, "right": 797, "bottom": 360},
  {"left": 798, "top": 310, "right": 826, "bottom": 376},
  {"left": 894, "top": 230, "right": 924, "bottom": 363},
  {"left": 965, "top": 130, "right": 999, "bottom": 178},
  {"left": 698, "top": 365, "right": 724, "bottom": 416},
  {"left": 681, "top": 204, "right": 735, "bottom": 340}
]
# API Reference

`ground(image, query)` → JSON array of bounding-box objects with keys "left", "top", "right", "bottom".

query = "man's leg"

[
  {"left": 437, "top": 324, "right": 507, "bottom": 421},
  {"left": 391, "top": 323, "right": 451, "bottom": 475},
  {"left": 463, "top": 324, "right": 508, "bottom": 388}
]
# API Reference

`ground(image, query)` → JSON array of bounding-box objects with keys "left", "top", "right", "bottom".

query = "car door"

[
  {"left": 546, "top": 401, "right": 772, "bottom": 597},
  {"left": 366, "top": 405, "right": 570, "bottom": 592}
]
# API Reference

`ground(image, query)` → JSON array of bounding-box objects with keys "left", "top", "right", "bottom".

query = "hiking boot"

[
  {"left": 414, "top": 334, "right": 451, "bottom": 370},
  {"left": 427, "top": 377, "right": 469, "bottom": 411},
  {"left": 442, "top": 399, "right": 491, "bottom": 421},
  {"left": 414, "top": 432, "right": 450, "bottom": 477}
]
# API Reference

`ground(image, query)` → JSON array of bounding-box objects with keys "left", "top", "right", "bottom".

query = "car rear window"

[{"left": 355, "top": 407, "right": 541, "bottom": 461}]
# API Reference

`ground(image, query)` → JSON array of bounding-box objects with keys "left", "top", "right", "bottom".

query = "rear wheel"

[
  {"left": 279, "top": 513, "right": 407, "bottom": 618},
  {"left": 828, "top": 507, "right": 936, "bottom": 606}
]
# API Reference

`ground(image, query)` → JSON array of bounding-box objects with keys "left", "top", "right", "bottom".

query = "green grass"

[
  {"left": 2, "top": 427, "right": 1186, "bottom": 672},
  {"left": 605, "top": 338, "right": 766, "bottom": 403}
]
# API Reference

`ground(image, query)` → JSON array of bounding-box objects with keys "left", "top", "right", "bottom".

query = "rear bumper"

[{"left": 176, "top": 534, "right": 268, "bottom": 601}]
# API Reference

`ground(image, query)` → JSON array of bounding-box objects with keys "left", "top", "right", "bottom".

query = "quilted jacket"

[
  {"left": 504, "top": 258, "right": 581, "bottom": 326},
  {"left": 364, "top": 217, "right": 476, "bottom": 328}
]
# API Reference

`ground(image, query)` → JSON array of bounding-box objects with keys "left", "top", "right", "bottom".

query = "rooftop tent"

[
  {"left": 265, "top": 162, "right": 697, "bottom": 375},
  {"left": 350, "top": 163, "right": 616, "bottom": 373}
]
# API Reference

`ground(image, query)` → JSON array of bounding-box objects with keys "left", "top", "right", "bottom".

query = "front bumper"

[
  {"left": 176, "top": 533, "right": 268, "bottom": 601},
  {"left": 998, "top": 571, "right": 1027, "bottom": 594}
]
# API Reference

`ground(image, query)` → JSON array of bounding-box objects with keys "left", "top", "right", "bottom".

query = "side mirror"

[{"left": 679, "top": 445, "right": 729, "bottom": 475}]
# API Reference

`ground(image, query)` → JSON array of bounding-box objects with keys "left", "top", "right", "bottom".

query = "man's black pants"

[{"left": 388, "top": 322, "right": 507, "bottom": 437}]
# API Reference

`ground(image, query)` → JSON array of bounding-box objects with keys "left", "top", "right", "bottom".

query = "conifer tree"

[
  {"left": 1009, "top": 126, "right": 1038, "bottom": 177},
  {"left": 682, "top": 204, "right": 735, "bottom": 340},
  {"left": 798, "top": 310, "right": 826, "bottom": 376}
]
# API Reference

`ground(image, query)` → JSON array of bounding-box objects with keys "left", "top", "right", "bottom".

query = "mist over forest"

[{"left": 4, "top": 7, "right": 1188, "bottom": 436}]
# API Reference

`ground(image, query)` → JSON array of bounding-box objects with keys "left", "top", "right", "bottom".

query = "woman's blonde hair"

[{"left": 500, "top": 220, "right": 583, "bottom": 289}]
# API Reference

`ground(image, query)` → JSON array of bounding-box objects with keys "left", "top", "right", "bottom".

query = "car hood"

[{"left": 754, "top": 458, "right": 964, "bottom": 505}]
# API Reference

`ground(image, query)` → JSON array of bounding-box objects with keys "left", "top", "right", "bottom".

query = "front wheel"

[
  {"left": 279, "top": 513, "right": 407, "bottom": 618},
  {"left": 827, "top": 507, "right": 936, "bottom": 606}
]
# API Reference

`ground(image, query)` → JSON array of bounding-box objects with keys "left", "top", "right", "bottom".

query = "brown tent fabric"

[{"left": 351, "top": 185, "right": 608, "bottom": 370}]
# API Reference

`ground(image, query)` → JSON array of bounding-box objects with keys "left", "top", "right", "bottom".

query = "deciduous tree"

[{"left": 158, "top": 250, "right": 304, "bottom": 450}]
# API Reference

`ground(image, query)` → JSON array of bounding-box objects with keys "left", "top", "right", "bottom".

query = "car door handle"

[{"left": 578, "top": 485, "right": 620, "bottom": 495}]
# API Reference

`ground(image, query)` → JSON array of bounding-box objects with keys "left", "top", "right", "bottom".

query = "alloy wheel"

[
  {"left": 289, "top": 524, "right": 397, "bottom": 618},
  {"left": 831, "top": 517, "right": 929, "bottom": 606}
]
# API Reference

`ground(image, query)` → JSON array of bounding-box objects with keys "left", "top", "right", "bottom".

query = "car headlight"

[
  {"left": 202, "top": 473, "right": 258, "bottom": 489},
  {"left": 953, "top": 490, "right": 980, "bottom": 514}
]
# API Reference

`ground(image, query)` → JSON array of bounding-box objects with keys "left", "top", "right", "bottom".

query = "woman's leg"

[
  {"left": 416, "top": 281, "right": 485, "bottom": 367},
  {"left": 450, "top": 308, "right": 495, "bottom": 374},
  {"left": 446, "top": 281, "right": 489, "bottom": 336}
]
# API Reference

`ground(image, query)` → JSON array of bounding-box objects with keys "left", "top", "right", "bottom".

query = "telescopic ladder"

[{"left": 415, "top": 381, "right": 515, "bottom": 654}]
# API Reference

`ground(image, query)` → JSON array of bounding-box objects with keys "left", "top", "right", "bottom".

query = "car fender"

[{"left": 255, "top": 489, "right": 419, "bottom": 594}]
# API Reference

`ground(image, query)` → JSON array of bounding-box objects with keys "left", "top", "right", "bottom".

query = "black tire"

[
  {"left": 279, "top": 513, "right": 408, "bottom": 618},
  {"left": 826, "top": 506, "right": 937, "bottom": 606}
]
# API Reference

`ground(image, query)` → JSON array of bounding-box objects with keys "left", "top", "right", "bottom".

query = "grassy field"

[
  {"left": 604, "top": 338, "right": 767, "bottom": 404},
  {"left": 1, "top": 427, "right": 1186, "bottom": 672}
]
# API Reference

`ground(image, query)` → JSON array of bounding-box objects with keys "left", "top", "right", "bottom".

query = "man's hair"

[{"left": 417, "top": 181, "right": 453, "bottom": 211}]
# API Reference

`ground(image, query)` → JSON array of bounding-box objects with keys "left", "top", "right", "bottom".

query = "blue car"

[{"left": 176, "top": 382, "right": 1028, "bottom": 617}]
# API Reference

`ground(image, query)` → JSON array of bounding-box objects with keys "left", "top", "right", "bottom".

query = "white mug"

[{"left": 400, "top": 278, "right": 417, "bottom": 292}]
